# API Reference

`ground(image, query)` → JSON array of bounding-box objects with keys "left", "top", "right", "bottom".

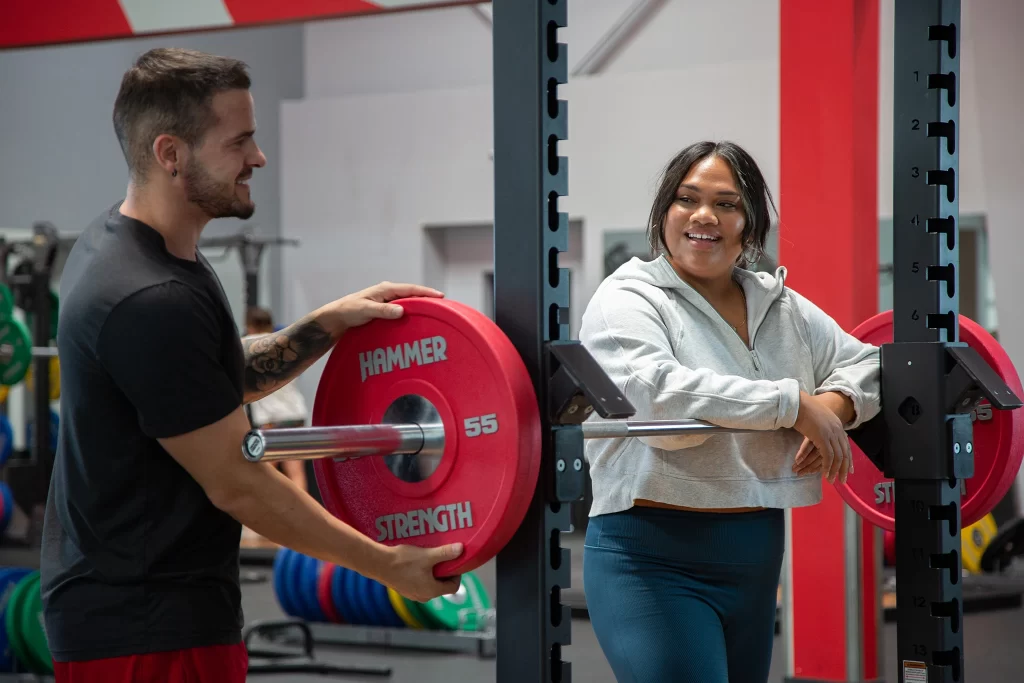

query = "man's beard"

[{"left": 184, "top": 157, "right": 255, "bottom": 220}]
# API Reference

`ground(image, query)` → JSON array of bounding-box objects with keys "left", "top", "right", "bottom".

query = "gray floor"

[{"left": 241, "top": 540, "right": 1024, "bottom": 683}]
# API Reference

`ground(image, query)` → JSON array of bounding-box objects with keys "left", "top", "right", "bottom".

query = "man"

[{"left": 40, "top": 47, "right": 463, "bottom": 682}]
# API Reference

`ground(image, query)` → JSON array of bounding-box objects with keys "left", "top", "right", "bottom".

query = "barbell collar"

[{"left": 243, "top": 418, "right": 752, "bottom": 463}]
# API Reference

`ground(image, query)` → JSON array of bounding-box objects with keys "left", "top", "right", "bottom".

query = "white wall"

[
  {"left": 603, "top": 0, "right": 779, "bottom": 74},
  {"left": 280, "top": 59, "right": 779, "bottom": 405},
  {"left": 302, "top": 1, "right": 705, "bottom": 98},
  {"left": 422, "top": 221, "right": 584, "bottom": 335},
  {"left": 281, "top": 0, "right": 777, "bottom": 408}
]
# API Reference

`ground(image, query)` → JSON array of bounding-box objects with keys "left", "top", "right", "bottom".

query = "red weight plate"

[
  {"left": 312, "top": 298, "right": 541, "bottom": 577},
  {"left": 836, "top": 310, "right": 1024, "bottom": 530},
  {"left": 317, "top": 563, "right": 342, "bottom": 623},
  {"left": 883, "top": 529, "right": 896, "bottom": 566}
]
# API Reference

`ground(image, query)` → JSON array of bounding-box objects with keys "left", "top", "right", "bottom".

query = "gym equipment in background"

[
  {"left": 0, "top": 569, "right": 53, "bottom": 676},
  {"left": 198, "top": 227, "right": 298, "bottom": 310},
  {"left": 271, "top": 547, "right": 493, "bottom": 632}
]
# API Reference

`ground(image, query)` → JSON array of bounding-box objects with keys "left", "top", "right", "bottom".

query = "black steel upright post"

[
  {"left": 493, "top": 1, "right": 573, "bottom": 682},
  {"left": 240, "top": 241, "right": 264, "bottom": 309},
  {"left": 891, "top": 1, "right": 963, "bottom": 681},
  {"left": 31, "top": 224, "right": 60, "bottom": 484}
]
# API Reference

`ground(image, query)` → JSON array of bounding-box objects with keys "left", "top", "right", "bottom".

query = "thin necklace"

[
  {"left": 732, "top": 306, "right": 747, "bottom": 332},
  {"left": 732, "top": 288, "right": 748, "bottom": 332}
]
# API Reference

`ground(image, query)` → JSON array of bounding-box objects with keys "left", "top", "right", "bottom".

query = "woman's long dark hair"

[{"left": 646, "top": 141, "right": 777, "bottom": 268}]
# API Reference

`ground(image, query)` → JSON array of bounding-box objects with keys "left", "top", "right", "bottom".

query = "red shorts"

[{"left": 53, "top": 642, "right": 248, "bottom": 683}]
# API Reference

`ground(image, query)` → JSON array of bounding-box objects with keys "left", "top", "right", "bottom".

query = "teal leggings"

[{"left": 583, "top": 506, "right": 784, "bottom": 683}]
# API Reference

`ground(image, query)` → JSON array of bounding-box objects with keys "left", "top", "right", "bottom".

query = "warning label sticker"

[{"left": 903, "top": 660, "right": 928, "bottom": 683}]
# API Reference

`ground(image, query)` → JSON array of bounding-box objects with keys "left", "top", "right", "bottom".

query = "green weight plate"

[
  {"left": 403, "top": 597, "right": 439, "bottom": 630},
  {"left": 19, "top": 574, "right": 52, "bottom": 674},
  {"left": 0, "top": 318, "right": 31, "bottom": 386},
  {"left": 0, "top": 284, "right": 13, "bottom": 320},
  {"left": 421, "top": 571, "right": 491, "bottom": 632},
  {"left": 4, "top": 573, "right": 33, "bottom": 672}
]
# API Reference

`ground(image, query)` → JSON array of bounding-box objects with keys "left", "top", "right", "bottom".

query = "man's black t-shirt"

[{"left": 40, "top": 204, "right": 246, "bottom": 661}]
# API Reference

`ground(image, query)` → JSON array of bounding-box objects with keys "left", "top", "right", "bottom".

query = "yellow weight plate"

[
  {"left": 387, "top": 587, "right": 426, "bottom": 629},
  {"left": 0, "top": 384, "right": 8, "bottom": 403},
  {"left": 23, "top": 356, "right": 60, "bottom": 400},
  {"left": 962, "top": 513, "right": 998, "bottom": 574}
]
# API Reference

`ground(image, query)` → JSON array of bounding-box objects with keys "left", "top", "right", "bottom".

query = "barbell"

[
  {"left": 243, "top": 418, "right": 757, "bottom": 463},
  {"left": 240, "top": 298, "right": 1024, "bottom": 577}
]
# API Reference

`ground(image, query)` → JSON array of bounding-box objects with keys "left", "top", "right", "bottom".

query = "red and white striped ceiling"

[{"left": 1, "top": 0, "right": 488, "bottom": 50}]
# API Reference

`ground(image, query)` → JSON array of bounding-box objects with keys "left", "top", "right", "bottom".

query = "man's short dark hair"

[{"left": 113, "top": 48, "right": 251, "bottom": 182}]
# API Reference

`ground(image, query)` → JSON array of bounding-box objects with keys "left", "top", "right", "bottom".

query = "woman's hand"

[
  {"left": 791, "top": 438, "right": 855, "bottom": 479},
  {"left": 791, "top": 392, "right": 852, "bottom": 484}
]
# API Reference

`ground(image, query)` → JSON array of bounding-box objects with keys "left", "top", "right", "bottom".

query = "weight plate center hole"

[{"left": 381, "top": 394, "right": 445, "bottom": 483}]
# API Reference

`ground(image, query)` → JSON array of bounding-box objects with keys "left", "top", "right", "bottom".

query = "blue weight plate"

[
  {"left": 0, "top": 483, "right": 11, "bottom": 536},
  {"left": 367, "top": 577, "right": 404, "bottom": 628},
  {"left": 290, "top": 554, "right": 316, "bottom": 621},
  {"left": 0, "top": 416, "right": 12, "bottom": 467},
  {"left": 302, "top": 556, "right": 327, "bottom": 622},
  {"left": 331, "top": 566, "right": 357, "bottom": 625},
  {"left": 288, "top": 554, "right": 311, "bottom": 621},
  {"left": 25, "top": 410, "right": 59, "bottom": 454},
  {"left": 362, "top": 576, "right": 390, "bottom": 628},
  {"left": 277, "top": 549, "right": 300, "bottom": 618},
  {"left": 344, "top": 567, "right": 371, "bottom": 626},
  {"left": 341, "top": 567, "right": 365, "bottom": 625},
  {"left": 0, "top": 567, "right": 32, "bottom": 672},
  {"left": 356, "top": 573, "right": 385, "bottom": 626},
  {"left": 354, "top": 573, "right": 382, "bottom": 626},
  {"left": 280, "top": 549, "right": 305, "bottom": 620},
  {"left": 272, "top": 549, "right": 295, "bottom": 617}
]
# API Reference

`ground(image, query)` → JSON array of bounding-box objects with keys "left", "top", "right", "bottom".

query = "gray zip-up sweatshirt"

[{"left": 579, "top": 255, "right": 882, "bottom": 515}]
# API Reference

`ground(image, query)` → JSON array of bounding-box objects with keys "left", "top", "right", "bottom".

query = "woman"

[{"left": 579, "top": 141, "right": 881, "bottom": 683}]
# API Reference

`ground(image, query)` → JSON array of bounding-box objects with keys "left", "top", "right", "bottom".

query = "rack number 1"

[{"left": 465, "top": 414, "right": 499, "bottom": 437}]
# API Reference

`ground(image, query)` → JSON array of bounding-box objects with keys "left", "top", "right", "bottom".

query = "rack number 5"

[{"left": 465, "top": 414, "right": 499, "bottom": 437}]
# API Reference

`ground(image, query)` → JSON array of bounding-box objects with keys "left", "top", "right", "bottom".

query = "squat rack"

[{"left": 492, "top": 1, "right": 992, "bottom": 682}]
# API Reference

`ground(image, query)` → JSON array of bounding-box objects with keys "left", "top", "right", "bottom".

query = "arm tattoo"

[{"left": 242, "top": 317, "right": 334, "bottom": 400}]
